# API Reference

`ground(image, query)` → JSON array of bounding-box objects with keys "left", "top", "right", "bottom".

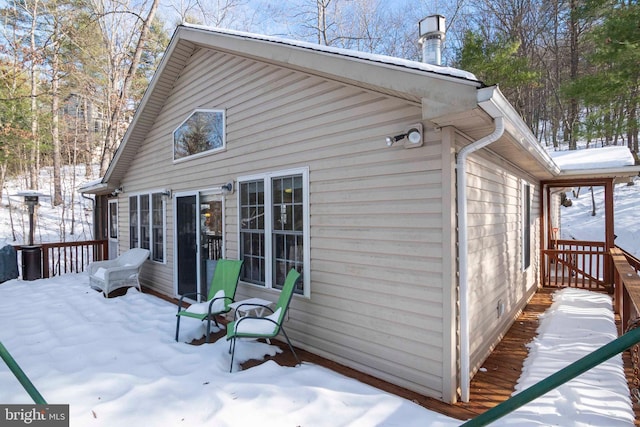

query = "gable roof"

[
  {"left": 93, "top": 25, "right": 487, "bottom": 193},
  {"left": 85, "top": 24, "right": 639, "bottom": 194}
]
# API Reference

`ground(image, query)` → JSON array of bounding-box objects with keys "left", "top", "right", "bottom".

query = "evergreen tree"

[
  {"left": 564, "top": 1, "right": 639, "bottom": 150},
  {"left": 455, "top": 30, "right": 539, "bottom": 119}
]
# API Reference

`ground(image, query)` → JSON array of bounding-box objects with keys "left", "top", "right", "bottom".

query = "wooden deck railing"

[
  {"left": 542, "top": 239, "right": 608, "bottom": 290},
  {"left": 618, "top": 245, "right": 640, "bottom": 275},
  {"left": 14, "top": 240, "right": 108, "bottom": 279},
  {"left": 612, "top": 247, "right": 640, "bottom": 331}
]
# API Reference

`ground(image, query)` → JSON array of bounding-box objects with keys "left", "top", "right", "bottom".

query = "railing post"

[
  {"left": 614, "top": 265, "right": 621, "bottom": 315},
  {"left": 41, "top": 245, "right": 50, "bottom": 279}
]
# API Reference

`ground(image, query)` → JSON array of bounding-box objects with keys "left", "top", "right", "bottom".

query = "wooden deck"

[{"left": 163, "top": 286, "right": 639, "bottom": 423}]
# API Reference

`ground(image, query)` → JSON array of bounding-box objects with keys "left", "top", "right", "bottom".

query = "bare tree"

[
  {"left": 27, "top": 0, "right": 41, "bottom": 190},
  {"left": 91, "top": 0, "right": 160, "bottom": 175},
  {"left": 168, "top": 0, "right": 246, "bottom": 26}
]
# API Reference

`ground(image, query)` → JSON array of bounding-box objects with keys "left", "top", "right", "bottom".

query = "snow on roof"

[
  {"left": 182, "top": 23, "right": 479, "bottom": 82},
  {"left": 78, "top": 178, "right": 103, "bottom": 189},
  {"left": 549, "top": 146, "right": 635, "bottom": 170}
]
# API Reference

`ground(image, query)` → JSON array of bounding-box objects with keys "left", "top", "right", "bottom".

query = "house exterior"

[{"left": 79, "top": 24, "right": 638, "bottom": 403}]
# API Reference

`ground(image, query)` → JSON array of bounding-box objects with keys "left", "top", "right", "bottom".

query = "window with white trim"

[
  {"left": 522, "top": 182, "right": 532, "bottom": 270},
  {"left": 129, "top": 192, "right": 166, "bottom": 262},
  {"left": 173, "top": 109, "right": 225, "bottom": 161},
  {"left": 239, "top": 168, "right": 308, "bottom": 295}
]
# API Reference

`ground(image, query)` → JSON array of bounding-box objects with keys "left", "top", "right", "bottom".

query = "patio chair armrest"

[
  {"left": 101, "top": 266, "right": 142, "bottom": 280},
  {"left": 87, "top": 260, "right": 118, "bottom": 274},
  {"left": 231, "top": 315, "right": 279, "bottom": 336},
  {"left": 208, "top": 296, "right": 233, "bottom": 313},
  {"left": 177, "top": 292, "right": 207, "bottom": 308}
]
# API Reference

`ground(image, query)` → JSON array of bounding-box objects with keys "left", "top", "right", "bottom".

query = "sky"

[{"left": 0, "top": 147, "right": 638, "bottom": 425}]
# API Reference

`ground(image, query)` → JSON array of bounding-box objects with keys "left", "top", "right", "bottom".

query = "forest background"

[{"left": 0, "top": 0, "right": 638, "bottom": 210}]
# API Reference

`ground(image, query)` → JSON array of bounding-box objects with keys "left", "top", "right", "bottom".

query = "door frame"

[
  {"left": 172, "top": 188, "right": 226, "bottom": 300},
  {"left": 107, "top": 199, "right": 119, "bottom": 260}
]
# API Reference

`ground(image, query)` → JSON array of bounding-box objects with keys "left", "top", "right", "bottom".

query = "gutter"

[
  {"left": 457, "top": 85, "right": 562, "bottom": 402},
  {"left": 558, "top": 166, "right": 640, "bottom": 179},
  {"left": 456, "top": 109, "right": 504, "bottom": 404}
]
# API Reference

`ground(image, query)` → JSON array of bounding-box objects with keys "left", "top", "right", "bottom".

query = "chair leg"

[
  {"left": 280, "top": 327, "right": 300, "bottom": 366},
  {"left": 229, "top": 338, "right": 236, "bottom": 372},
  {"left": 175, "top": 315, "right": 181, "bottom": 342},
  {"left": 206, "top": 319, "right": 211, "bottom": 344}
]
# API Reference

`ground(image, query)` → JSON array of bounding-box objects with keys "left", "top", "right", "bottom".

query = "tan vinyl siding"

[
  {"left": 464, "top": 148, "right": 540, "bottom": 375},
  {"left": 117, "top": 47, "right": 450, "bottom": 399}
]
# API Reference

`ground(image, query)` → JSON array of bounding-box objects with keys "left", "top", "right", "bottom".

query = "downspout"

[{"left": 457, "top": 115, "right": 504, "bottom": 402}]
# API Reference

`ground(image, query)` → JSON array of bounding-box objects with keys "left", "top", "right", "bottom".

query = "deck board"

[{"left": 162, "top": 286, "right": 639, "bottom": 423}]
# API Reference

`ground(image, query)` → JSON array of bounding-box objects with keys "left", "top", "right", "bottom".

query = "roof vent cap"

[{"left": 419, "top": 15, "right": 446, "bottom": 65}]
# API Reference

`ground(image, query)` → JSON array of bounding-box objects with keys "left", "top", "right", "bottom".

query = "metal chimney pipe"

[{"left": 419, "top": 15, "right": 446, "bottom": 65}]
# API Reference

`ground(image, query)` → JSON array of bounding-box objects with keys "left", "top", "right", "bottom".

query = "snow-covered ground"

[
  {"left": 0, "top": 274, "right": 460, "bottom": 427},
  {"left": 0, "top": 274, "right": 634, "bottom": 426},
  {"left": 0, "top": 164, "right": 97, "bottom": 245},
  {"left": 493, "top": 288, "right": 635, "bottom": 426}
]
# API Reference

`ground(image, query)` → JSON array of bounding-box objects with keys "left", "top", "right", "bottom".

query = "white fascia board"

[
  {"left": 78, "top": 182, "right": 108, "bottom": 194},
  {"left": 558, "top": 165, "right": 640, "bottom": 179},
  {"left": 179, "top": 26, "right": 482, "bottom": 97}
]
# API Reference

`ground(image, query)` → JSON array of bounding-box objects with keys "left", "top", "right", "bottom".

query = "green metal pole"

[
  {"left": 0, "top": 341, "right": 47, "bottom": 404},
  {"left": 461, "top": 326, "right": 640, "bottom": 427}
]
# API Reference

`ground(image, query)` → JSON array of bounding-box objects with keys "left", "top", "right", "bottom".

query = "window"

[
  {"left": 129, "top": 192, "right": 166, "bottom": 263},
  {"left": 522, "top": 182, "right": 531, "bottom": 270},
  {"left": 152, "top": 194, "right": 164, "bottom": 262},
  {"left": 109, "top": 202, "right": 118, "bottom": 239},
  {"left": 173, "top": 109, "right": 225, "bottom": 161},
  {"left": 140, "top": 194, "right": 150, "bottom": 250},
  {"left": 129, "top": 196, "right": 138, "bottom": 248},
  {"left": 239, "top": 168, "right": 309, "bottom": 295}
]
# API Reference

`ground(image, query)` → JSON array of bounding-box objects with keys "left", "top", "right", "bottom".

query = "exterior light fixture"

[
  {"left": 221, "top": 181, "right": 234, "bottom": 194},
  {"left": 406, "top": 127, "right": 422, "bottom": 145},
  {"left": 385, "top": 124, "right": 424, "bottom": 148},
  {"left": 111, "top": 186, "right": 123, "bottom": 196},
  {"left": 161, "top": 189, "right": 172, "bottom": 199},
  {"left": 385, "top": 134, "right": 405, "bottom": 147}
]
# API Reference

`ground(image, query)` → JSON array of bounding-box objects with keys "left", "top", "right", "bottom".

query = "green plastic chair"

[
  {"left": 226, "top": 268, "right": 301, "bottom": 372},
  {"left": 175, "top": 259, "right": 244, "bottom": 343}
]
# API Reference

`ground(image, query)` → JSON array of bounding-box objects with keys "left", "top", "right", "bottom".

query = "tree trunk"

[
  {"left": 29, "top": 0, "right": 40, "bottom": 190},
  {"left": 51, "top": 25, "right": 63, "bottom": 206},
  {"left": 568, "top": 0, "right": 579, "bottom": 150},
  {"left": 99, "top": 0, "right": 161, "bottom": 176}
]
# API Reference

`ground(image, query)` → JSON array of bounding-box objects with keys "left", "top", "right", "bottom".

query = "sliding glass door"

[{"left": 175, "top": 192, "right": 224, "bottom": 299}]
